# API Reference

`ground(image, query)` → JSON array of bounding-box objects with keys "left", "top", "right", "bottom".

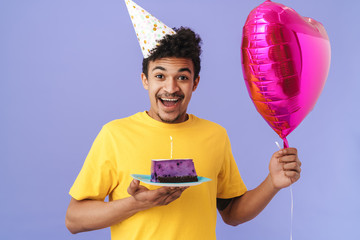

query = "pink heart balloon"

[{"left": 241, "top": 0, "right": 331, "bottom": 148}]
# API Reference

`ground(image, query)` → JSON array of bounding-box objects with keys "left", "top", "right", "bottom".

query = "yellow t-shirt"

[{"left": 69, "top": 112, "right": 247, "bottom": 240}]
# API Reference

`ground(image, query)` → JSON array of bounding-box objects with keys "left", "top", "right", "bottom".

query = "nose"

[{"left": 163, "top": 78, "right": 179, "bottom": 93}]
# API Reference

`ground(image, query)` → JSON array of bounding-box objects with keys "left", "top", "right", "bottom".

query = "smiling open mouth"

[{"left": 160, "top": 98, "right": 181, "bottom": 107}]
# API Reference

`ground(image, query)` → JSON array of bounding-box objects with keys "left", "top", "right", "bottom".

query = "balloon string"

[
  {"left": 275, "top": 141, "right": 293, "bottom": 240},
  {"left": 290, "top": 184, "right": 293, "bottom": 240}
]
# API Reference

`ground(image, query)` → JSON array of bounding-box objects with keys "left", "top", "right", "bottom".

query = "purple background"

[{"left": 1, "top": 0, "right": 359, "bottom": 239}]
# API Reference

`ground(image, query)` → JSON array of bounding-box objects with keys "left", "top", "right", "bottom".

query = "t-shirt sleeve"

[
  {"left": 69, "top": 125, "right": 119, "bottom": 201},
  {"left": 217, "top": 133, "right": 247, "bottom": 199}
]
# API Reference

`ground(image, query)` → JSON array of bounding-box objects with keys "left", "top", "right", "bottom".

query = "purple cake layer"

[{"left": 150, "top": 159, "right": 198, "bottom": 183}]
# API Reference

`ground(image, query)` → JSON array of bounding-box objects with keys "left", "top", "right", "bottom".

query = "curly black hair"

[{"left": 142, "top": 27, "right": 202, "bottom": 80}]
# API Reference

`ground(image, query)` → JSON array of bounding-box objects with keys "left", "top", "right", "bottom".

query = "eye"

[
  {"left": 178, "top": 75, "right": 189, "bottom": 80},
  {"left": 155, "top": 74, "right": 164, "bottom": 79}
]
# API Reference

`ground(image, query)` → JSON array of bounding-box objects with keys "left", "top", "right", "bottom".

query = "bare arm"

[
  {"left": 219, "top": 148, "right": 301, "bottom": 226},
  {"left": 65, "top": 179, "right": 187, "bottom": 234}
]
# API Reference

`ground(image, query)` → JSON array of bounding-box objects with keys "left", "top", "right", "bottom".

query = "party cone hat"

[{"left": 124, "top": 0, "right": 175, "bottom": 58}]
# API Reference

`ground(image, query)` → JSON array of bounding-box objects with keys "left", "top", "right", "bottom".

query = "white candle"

[{"left": 170, "top": 136, "right": 173, "bottom": 159}]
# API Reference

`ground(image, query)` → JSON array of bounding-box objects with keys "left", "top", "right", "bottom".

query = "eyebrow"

[
  {"left": 178, "top": 68, "right": 192, "bottom": 74},
  {"left": 152, "top": 66, "right": 166, "bottom": 72},
  {"left": 151, "top": 66, "right": 192, "bottom": 74}
]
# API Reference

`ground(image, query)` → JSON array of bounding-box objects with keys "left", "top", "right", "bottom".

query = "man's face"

[{"left": 141, "top": 57, "right": 200, "bottom": 123}]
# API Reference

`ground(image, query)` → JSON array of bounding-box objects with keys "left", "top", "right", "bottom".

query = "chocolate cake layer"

[{"left": 157, "top": 176, "right": 198, "bottom": 183}]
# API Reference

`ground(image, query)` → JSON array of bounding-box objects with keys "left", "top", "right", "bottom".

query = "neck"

[{"left": 146, "top": 111, "right": 189, "bottom": 124}]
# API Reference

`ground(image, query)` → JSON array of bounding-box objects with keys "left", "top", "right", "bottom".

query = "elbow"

[
  {"left": 227, "top": 217, "right": 253, "bottom": 226},
  {"left": 221, "top": 212, "right": 239, "bottom": 226},
  {"left": 65, "top": 220, "right": 76, "bottom": 234},
  {"left": 222, "top": 213, "right": 254, "bottom": 226},
  {"left": 65, "top": 211, "right": 84, "bottom": 234},
  {"left": 65, "top": 216, "right": 79, "bottom": 234},
  {"left": 223, "top": 219, "right": 238, "bottom": 227},
  {"left": 65, "top": 199, "right": 89, "bottom": 234},
  {"left": 223, "top": 218, "right": 242, "bottom": 227}
]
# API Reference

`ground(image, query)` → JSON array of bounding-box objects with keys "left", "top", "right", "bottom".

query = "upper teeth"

[{"left": 161, "top": 98, "right": 178, "bottom": 101}]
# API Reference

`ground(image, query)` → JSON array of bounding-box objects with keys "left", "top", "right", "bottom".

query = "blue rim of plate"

[{"left": 131, "top": 174, "right": 211, "bottom": 187}]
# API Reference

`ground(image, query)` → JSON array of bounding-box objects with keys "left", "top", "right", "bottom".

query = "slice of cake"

[{"left": 150, "top": 159, "right": 198, "bottom": 183}]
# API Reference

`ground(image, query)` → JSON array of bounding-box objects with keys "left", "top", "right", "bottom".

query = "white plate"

[{"left": 131, "top": 174, "right": 211, "bottom": 187}]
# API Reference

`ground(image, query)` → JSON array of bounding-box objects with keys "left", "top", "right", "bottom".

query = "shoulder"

[
  {"left": 104, "top": 112, "right": 141, "bottom": 128},
  {"left": 100, "top": 112, "right": 143, "bottom": 134},
  {"left": 191, "top": 115, "right": 228, "bottom": 135}
]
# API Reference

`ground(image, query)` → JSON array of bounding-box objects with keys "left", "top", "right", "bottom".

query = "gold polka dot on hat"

[{"left": 124, "top": 0, "right": 175, "bottom": 58}]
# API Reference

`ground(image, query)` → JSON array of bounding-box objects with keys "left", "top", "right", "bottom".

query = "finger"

[
  {"left": 162, "top": 188, "right": 185, "bottom": 205},
  {"left": 166, "top": 186, "right": 188, "bottom": 192},
  {"left": 179, "top": 187, "right": 189, "bottom": 192},
  {"left": 156, "top": 187, "right": 185, "bottom": 204},
  {"left": 297, "top": 158, "right": 302, "bottom": 167},
  {"left": 284, "top": 171, "right": 300, "bottom": 183},
  {"left": 279, "top": 155, "right": 298, "bottom": 163},
  {"left": 274, "top": 148, "right": 298, "bottom": 158},
  {"left": 283, "top": 148, "right": 298, "bottom": 155},
  {"left": 283, "top": 162, "right": 301, "bottom": 173},
  {"left": 174, "top": 187, "right": 188, "bottom": 196},
  {"left": 157, "top": 187, "right": 180, "bottom": 196},
  {"left": 127, "top": 179, "right": 140, "bottom": 196},
  {"left": 152, "top": 186, "right": 189, "bottom": 205},
  {"left": 273, "top": 150, "right": 284, "bottom": 158},
  {"left": 280, "top": 157, "right": 302, "bottom": 173}
]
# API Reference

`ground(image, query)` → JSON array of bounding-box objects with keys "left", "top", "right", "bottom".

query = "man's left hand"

[{"left": 269, "top": 148, "right": 301, "bottom": 190}]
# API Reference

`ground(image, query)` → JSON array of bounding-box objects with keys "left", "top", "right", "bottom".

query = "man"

[{"left": 66, "top": 2, "right": 301, "bottom": 239}]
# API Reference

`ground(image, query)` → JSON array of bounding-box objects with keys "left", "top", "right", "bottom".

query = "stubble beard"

[
  {"left": 156, "top": 92, "right": 187, "bottom": 123},
  {"left": 157, "top": 111, "right": 183, "bottom": 123}
]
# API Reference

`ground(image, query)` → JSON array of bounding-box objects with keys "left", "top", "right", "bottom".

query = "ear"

[
  {"left": 192, "top": 75, "right": 200, "bottom": 92},
  {"left": 141, "top": 73, "right": 149, "bottom": 90}
]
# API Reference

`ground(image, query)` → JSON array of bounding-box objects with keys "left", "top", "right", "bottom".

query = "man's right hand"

[{"left": 127, "top": 179, "right": 188, "bottom": 208}]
